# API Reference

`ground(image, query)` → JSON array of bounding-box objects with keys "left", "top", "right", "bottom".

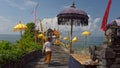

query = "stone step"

[
  {"left": 115, "top": 58, "right": 120, "bottom": 64},
  {"left": 110, "top": 64, "right": 120, "bottom": 68},
  {"left": 24, "top": 45, "right": 69, "bottom": 68},
  {"left": 114, "top": 49, "right": 120, "bottom": 53},
  {"left": 116, "top": 53, "right": 120, "bottom": 58}
]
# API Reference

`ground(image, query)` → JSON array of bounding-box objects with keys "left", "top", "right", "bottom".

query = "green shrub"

[
  {"left": 0, "top": 41, "right": 25, "bottom": 64},
  {"left": 0, "top": 40, "right": 12, "bottom": 50},
  {"left": 0, "top": 40, "right": 42, "bottom": 65},
  {"left": 0, "top": 22, "right": 43, "bottom": 65}
]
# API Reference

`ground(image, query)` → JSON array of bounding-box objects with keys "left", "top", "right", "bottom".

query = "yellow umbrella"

[
  {"left": 81, "top": 31, "right": 91, "bottom": 54},
  {"left": 81, "top": 31, "right": 91, "bottom": 36},
  {"left": 38, "top": 34, "right": 45, "bottom": 46},
  {"left": 38, "top": 34, "right": 44, "bottom": 39},
  {"left": 13, "top": 21, "right": 27, "bottom": 37},
  {"left": 72, "top": 36, "right": 78, "bottom": 43},
  {"left": 63, "top": 37, "right": 68, "bottom": 40}
]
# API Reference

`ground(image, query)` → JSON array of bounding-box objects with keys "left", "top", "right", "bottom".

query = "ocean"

[
  {"left": 0, "top": 34, "right": 20, "bottom": 43},
  {"left": 72, "top": 36, "right": 104, "bottom": 49},
  {"left": 60, "top": 31, "right": 104, "bottom": 49},
  {"left": 0, "top": 34, "right": 104, "bottom": 49}
]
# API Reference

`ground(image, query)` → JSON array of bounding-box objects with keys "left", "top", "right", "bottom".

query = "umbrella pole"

[
  {"left": 69, "top": 19, "right": 73, "bottom": 54},
  {"left": 84, "top": 36, "right": 87, "bottom": 54},
  {"left": 20, "top": 29, "right": 22, "bottom": 37}
]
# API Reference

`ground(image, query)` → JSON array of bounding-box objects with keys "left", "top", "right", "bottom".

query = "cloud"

[
  {"left": 0, "top": 16, "right": 10, "bottom": 22},
  {"left": 0, "top": 16, "right": 15, "bottom": 34},
  {"left": 4, "top": 0, "right": 37, "bottom": 10},
  {"left": 78, "top": 15, "right": 103, "bottom": 36},
  {"left": 38, "top": 15, "right": 104, "bottom": 36},
  {"left": 88, "top": 17, "right": 101, "bottom": 31},
  {"left": 0, "top": 15, "right": 103, "bottom": 35},
  {"left": 39, "top": 17, "right": 72, "bottom": 32},
  {"left": 38, "top": 17, "right": 58, "bottom": 32}
]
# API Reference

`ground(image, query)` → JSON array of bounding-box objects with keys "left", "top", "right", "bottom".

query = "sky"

[{"left": 0, "top": 0, "right": 120, "bottom": 36}]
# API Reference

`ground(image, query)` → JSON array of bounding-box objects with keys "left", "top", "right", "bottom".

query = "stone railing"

[{"left": 1, "top": 50, "right": 42, "bottom": 68}]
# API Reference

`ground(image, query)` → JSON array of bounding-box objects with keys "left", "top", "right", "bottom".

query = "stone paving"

[{"left": 24, "top": 45, "right": 69, "bottom": 68}]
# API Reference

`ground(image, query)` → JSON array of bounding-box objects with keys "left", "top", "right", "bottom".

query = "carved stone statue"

[{"left": 89, "top": 17, "right": 120, "bottom": 68}]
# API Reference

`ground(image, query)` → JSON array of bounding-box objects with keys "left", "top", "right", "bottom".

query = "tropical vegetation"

[{"left": 0, "top": 22, "right": 42, "bottom": 66}]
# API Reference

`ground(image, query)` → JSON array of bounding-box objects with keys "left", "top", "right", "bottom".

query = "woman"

[{"left": 42, "top": 37, "right": 53, "bottom": 64}]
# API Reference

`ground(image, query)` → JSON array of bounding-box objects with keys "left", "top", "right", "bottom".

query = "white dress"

[{"left": 43, "top": 41, "right": 52, "bottom": 52}]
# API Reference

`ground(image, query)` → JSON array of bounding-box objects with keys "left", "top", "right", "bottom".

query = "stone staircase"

[{"left": 24, "top": 45, "right": 69, "bottom": 68}]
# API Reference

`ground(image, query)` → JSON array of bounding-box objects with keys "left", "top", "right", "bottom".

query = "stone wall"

[
  {"left": 1, "top": 50, "right": 42, "bottom": 68},
  {"left": 69, "top": 56, "right": 97, "bottom": 68}
]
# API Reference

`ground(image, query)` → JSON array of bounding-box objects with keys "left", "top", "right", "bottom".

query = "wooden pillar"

[{"left": 69, "top": 19, "right": 73, "bottom": 54}]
